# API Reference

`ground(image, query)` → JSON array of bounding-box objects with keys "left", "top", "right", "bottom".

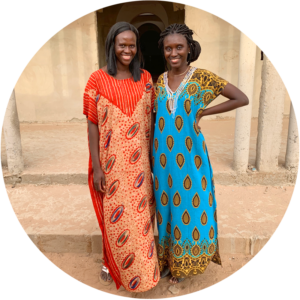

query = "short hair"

[
  {"left": 158, "top": 23, "right": 201, "bottom": 67},
  {"left": 105, "top": 22, "right": 144, "bottom": 82}
]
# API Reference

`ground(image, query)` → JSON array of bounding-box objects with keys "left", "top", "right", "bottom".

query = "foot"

[
  {"left": 99, "top": 266, "right": 113, "bottom": 285},
  {"left": 100, "top": 270, "right": 112, "bottom": 282},
  {"left": 160, "top": 267, "right": 171, "bottom": 279},
  {"left": 169, "top": 276, "right": 185, "bottom": 284}
]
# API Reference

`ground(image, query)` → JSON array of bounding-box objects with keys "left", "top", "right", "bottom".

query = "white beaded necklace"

[{"left": 164, "top": 66, "right": 196, "bottom": 119}]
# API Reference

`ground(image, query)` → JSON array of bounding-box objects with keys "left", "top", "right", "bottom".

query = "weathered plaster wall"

[
  {"left": 15, "top": 12, "right": 99, "bottom": 122},
  {"left": 185, "top": 5, "right": 291, "bottom": 119}
]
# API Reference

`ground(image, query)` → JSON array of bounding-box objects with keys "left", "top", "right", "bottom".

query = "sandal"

[
  {"left": 169, "top": 276, "right": 185, "bottom": 284},
  {"left": 160, "top": 267, "right": 171, "bottom": 279},
  {"left": 99, "top": 266, "right": 113, "bottom": 286}
]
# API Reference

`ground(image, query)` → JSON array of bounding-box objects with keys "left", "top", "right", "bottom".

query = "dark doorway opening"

[{"left": 138, "top": 23, "right": 165, "bottom": 82}]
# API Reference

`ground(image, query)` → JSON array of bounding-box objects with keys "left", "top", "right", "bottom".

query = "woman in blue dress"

[{"left": 152, "top": 24, "right": 249, "bottom": 284}]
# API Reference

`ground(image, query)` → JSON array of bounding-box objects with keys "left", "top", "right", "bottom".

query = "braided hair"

[{"left": 158, "top": 24, "right": 201, "bottom": 66}]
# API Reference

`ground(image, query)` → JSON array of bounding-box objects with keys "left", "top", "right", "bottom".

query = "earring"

[{"left": 187, "top": 52, "right": 191, "bottom": 64}]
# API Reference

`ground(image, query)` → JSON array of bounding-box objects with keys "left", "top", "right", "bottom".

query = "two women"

[{"left": 84, "top": 21, "right": 248, "bottom": 291}]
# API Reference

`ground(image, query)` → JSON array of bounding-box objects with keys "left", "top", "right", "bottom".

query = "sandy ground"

[
  {"left": 44, "top": 252, "right": 253, "bottom": 298},
  {"left": 1, "top": 118, "right": 290, "bottom": 175}
]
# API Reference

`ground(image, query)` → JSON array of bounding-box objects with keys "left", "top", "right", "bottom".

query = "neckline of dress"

[
  {"left": 164, "top": 66, "right": 196, "bottom": 94},
  {"left": 100, "top": 69, "right": 133, "bottom": 82}
]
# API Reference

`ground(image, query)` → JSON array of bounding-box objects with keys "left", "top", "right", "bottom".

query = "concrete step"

[
  {"left": 3, "top": 168, "right": 297, "bottom": 186},
  {"left": 6, "top": 183, "right": 293, "bottom": 255}
]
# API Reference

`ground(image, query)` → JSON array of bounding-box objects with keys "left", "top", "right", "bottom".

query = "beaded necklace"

[{"left": 164, "top": 66, "right": 196, "bottom": 119}]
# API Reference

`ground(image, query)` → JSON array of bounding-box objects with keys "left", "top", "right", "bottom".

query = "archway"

[
  {"left": 96, "top": 2, "right": 185, "bottom": 75},
  {"left": 116, "top": 1, "right": 169, "bottom": 28},
  {"left": 138, "top": 23, "right": 165, "bottom": 82}
]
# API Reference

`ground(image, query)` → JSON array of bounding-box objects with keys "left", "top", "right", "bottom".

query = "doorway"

[{"left": 138, "top": 23, "right": 165, "bottom": 82}]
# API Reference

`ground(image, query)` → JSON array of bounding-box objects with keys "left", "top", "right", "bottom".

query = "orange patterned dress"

[{"left": 83, "top": 69, "right": 159, "bottom": 292}]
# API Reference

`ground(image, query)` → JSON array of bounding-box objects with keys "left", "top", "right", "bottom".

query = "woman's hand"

[
  {"left": 93, "top": 168, "right": 106, "bottom": 193},
  {"left": 196, "top": 116, "right": 201, "bottom": 131},
  {"left": 196, "top": 113, "right": 203, "bottom": 131},
  {"left": 150, "top": 112, "right": 156, "bottom": 172}
]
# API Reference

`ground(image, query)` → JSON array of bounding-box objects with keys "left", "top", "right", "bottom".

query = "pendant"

[{"left": 168, "top": 98, "right": 174, "bottom": 110}]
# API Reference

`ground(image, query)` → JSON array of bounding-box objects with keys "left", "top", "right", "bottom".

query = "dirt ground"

[
  {"left": 45, "top": 252, "right": 253, "bottom": 298},
  {"left": 1, "top": 118, "right": 290, "bottom": 175}
]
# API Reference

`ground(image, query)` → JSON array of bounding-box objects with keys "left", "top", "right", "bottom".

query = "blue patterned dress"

[{"left": 153, "top": 67, "right": 228, "bottom": 278}]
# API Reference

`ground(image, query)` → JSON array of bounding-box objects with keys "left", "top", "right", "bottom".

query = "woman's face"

[
  {"left": 114, "top": 30, "right": 137, "bottom": 67},
  {"left": 163, "top": 33, "right": 190, "bottom": 69}
]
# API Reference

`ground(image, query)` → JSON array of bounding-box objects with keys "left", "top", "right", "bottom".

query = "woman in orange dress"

[{"left": 83, "top": 22, "right": 159, "bottom": 292}]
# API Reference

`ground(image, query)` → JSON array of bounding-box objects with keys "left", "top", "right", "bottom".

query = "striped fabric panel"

[
  {"left": 83, "top": 69, "right": 152, "bottom": 119},
  {"left": 83, "top": 73, "right": 98, "bottom": 125}
]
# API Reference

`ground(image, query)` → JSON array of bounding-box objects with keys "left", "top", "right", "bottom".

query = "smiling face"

[
  {"left": 163, "top": 33, "right": 190, "bottom": 69},
  {"left": 114, "top": 30, "right": 137, "bottom": 68}
]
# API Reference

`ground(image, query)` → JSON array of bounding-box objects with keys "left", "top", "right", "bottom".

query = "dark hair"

[
  {"left": 158, "top": 24, "right": 201, "bottom": 66},
  {"left": 105, "top": 22, "right": 143, "bottom": 82}
]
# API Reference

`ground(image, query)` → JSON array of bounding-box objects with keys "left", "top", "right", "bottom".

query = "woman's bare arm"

[
  {"left": 88, "top": 119, "right": 105, "bottom": 193},
  {"left": 150, "top": 112, "right": 156, "bottom": 171},
  {"left": 199, "top": 83, "right": 249, "bottom": 120}
]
